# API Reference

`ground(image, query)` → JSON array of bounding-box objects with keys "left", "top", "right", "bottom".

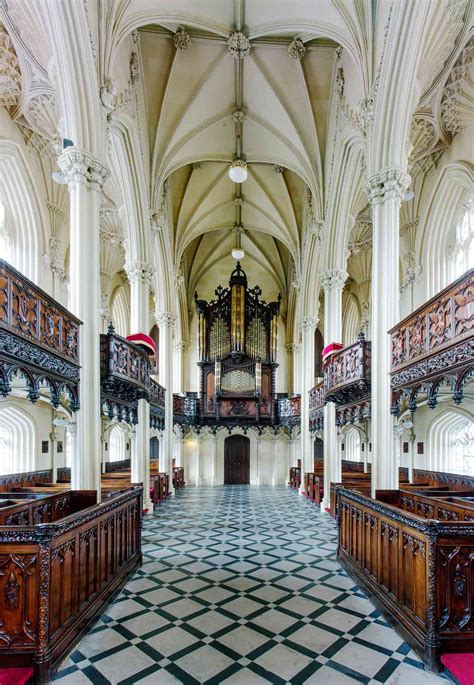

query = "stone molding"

[
  {"left": 174, "top": 29, "right": 191, "bottom": 52},
  {"left": 365, "top": 166, "right": 411, "bottom": 205},
  {"left": 320, "top": 269, "right": 348, "bottom": 291},
  {"left": 58, "top": 148, "right": 109, "bottom": 191},
  {"left": 124, "top": 260, "right": 154, "bottom": 284},
  {"left": 299, "top": 316, "right": 318, "bottom": 332}
]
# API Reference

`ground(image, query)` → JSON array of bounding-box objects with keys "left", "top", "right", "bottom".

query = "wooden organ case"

[{"left": 195, "top": 263, "right": 281, "bottom": 427}]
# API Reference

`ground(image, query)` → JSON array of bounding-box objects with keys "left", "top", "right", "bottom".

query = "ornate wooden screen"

[
  {"left": 0, "top": 259, "right": 81, "bottom": 410},
  {"left": 194, "top": 263, "right": 281, "bottom": 426}
]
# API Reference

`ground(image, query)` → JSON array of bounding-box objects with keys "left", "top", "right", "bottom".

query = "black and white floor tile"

[{"left": 54, "top": 486, "right": 450, "bottom": 684}]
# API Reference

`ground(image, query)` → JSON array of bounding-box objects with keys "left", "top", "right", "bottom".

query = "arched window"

[
  {"left": 0, "top": 405, "right": 36, "bottom": 475},
  {"left": 111, "top": 286, "right": 129, "bottom": 337},
  {"left": 427, "top": 410, "right": 473, "bottom": 474},
  {"left": 109, "top": 425, "right": 126, "bottom": 462},
  {"left": 343, "top": 426, "right": 361, "bottom": 462},
  {"left": 343, "top": 296, "right": 360, "bottom": 346},
  {"left": 450, "top": 201, "right": 473, "bottom": 282}
]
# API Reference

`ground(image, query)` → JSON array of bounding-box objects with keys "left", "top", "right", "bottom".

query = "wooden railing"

[
  {"left": 0, "top": 487, "right": 142, "bottom": 683},
  {"left": 390, "top": 269, "right": 473, "bottom": 413},
  {"left": 100, "top": 324, "right": 150, "bottom": 401},
  {"left": 150, "top": 378, "right": 166, "bottom": 430},
  {"left": 324, "top": 332, "right": 371, "bottom": 405},
  {"left": 0, "top": 259, "right": 81, "bottom": 408},
  {"left": 276, "top": 394, "right": 301, "bottom": 427},
  {"left": 173, "top": 393, "right": 198, "bottom": 425},
  {"left": 337, "top": 487, "right": 474, "bottom": 669},
  {"left": 309, "top": 381, "right": 324, "bottom": 431}
]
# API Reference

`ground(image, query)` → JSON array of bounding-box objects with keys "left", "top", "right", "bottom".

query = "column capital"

[
  {"left": 298, "top": 316, "right": 318, "bottom": 332},
  {"left": 285, "top": 343, "right": 299, "bottom": 353},
  {"left": 175, "top": 340, "right": 189, "bottom": 351},
  {"left": 156, "top": 310, "right": 177, "bottom": 327},
  {"left": 320, "top": 269, "right": 348, "bottom": 291},
  {"left": 124, "top": 260, "right": 154, "bottom": 284},
  {"left": 58, "top": 147, "right": 109, "bottom": 191},
  {"left": 365, "top": 166, "right": 411, "bottom": 205}
]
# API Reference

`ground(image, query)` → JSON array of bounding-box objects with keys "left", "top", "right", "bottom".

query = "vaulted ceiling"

[{"left": 138, "top": 24, "right": 337, "bottom": 305}]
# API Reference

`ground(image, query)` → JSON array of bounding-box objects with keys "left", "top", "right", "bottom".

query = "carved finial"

[
  {"left": 228, "top": 32, "right": 251, "bottom": 59},
  {"left": 288, "top": 37, "right": 305, "bottom": 60},
  {"left": 174, "top": 28, "right": 191, "bottom": 51},
  {"left": 107, "top": 321, "right": 115, "bottom": 335}
]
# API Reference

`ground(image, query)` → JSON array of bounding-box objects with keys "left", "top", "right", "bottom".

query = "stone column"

[
  {"left": 299, "top": 317, "right": 317, "bottom": 493},
  {"left": 210, "top": 433, "right": 218, "bottom": 485},
  {"left": 408, "top": 431, "right": 416, "bottom": 483},
  {"left": 125, "top": 260, "right": 154, "bottom": 511},
  {"left": 49, "top": 423, "right": 58, "bottom": 484},
  {"left": 320, "top": 270, "right": 347, "bottom": 510},
  {"left": 174, "top": 341, "right": 189, "bottom": 394},
  {"left": 156, "top": 310, "right": 176, "bottom": 494},
  {"left": 366, "top": 167, "right": 410, "bottom": 495},
  {"left": 285, "top": 343, "right": 297, "bottom": 393},
  {"left": 59, "top": 148, "right": 109, "bottom": 491}
]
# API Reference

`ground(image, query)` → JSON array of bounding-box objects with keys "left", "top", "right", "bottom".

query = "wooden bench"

[
  {"left": 337, "top": 486, "right": 474, "bottom": 671},
  {"left": 0, "top": 486, "right": 143, "bottom": 683},
  {"left": 288, "top": 466, "right": 301, "bottom": 489},
  {"left": 173, "top": 467, "right": 185, "bottom": 490}
]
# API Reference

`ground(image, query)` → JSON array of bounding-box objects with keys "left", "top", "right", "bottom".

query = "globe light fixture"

[
  {"left": 231, "top": 247, "right": 245, "bottom": 260},
  {"left": 228, "top": 159, "right": 248, "bottom": 183}
]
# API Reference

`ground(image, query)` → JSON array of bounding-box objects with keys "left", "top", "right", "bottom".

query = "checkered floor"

[{"left": 55, "top": 486, "right": 450, "bottom": 684}]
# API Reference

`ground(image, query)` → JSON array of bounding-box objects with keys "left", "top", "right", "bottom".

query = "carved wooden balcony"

[
  {"left": 390, "top": 269, "right": 473, "bottom": 414},
  {"left": 309, "top": 381, "right": 325, "bottom": 432},
  {"left": 324, "top": 332, "right": 371, "bottom": 405},
  {"left": 276, "top": 394, "right": 301, "bottom": 427},
  {"left": 173, "top": 393, "right": 199, "bottom": 426},
  {"left": 150, "top": 378, "right": 166, "bottom": 430},
  {"left": 0, "top": 259, "right": 81, "bottom": 409},
  {"left": 100, "top": 323, "right": 150, "bottom": 404}
]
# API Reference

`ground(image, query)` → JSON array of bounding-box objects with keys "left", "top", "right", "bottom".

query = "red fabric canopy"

[{"left": 126, "top": 333, "right": 157, "bottom": 356}]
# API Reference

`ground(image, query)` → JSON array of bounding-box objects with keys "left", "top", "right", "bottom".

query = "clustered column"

[
  {"left": 299, "top": 317, "right": 317, "bottom": 491},
  {"left": 366, "top": 167, "right": 410, "bottom": 495},
  {"left": 125, "top": 260, "right": 154, "bottom": 511},
  {"left": 59, "top": 148, "right": 109, "bottom": 491},
  {"left": 320, "top": 269, "right": 347, "bottom": 510},
  {"left": 156, "top": 310, "right": 176, "bottom": 492}
]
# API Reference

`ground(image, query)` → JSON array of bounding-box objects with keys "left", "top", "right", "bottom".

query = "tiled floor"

[{"left": 55, "top": 486, "right": 450, "bottom": 684}]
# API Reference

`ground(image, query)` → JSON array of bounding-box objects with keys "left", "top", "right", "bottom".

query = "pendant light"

[{"left": 228, "top": 135, "right": 247, "bottom": 183}]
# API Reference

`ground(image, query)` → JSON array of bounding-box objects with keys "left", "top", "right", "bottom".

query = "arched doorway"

[{"left": 224, "top": 435, "right": 250, "bottom": 484}]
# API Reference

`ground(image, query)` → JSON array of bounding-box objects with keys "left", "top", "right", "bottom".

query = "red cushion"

[
  {"left": 0, "top": 668, "right": 34, "bottom": 685},
  {"left": 441, "top": 653, "right": 474, "bottom": 685}
]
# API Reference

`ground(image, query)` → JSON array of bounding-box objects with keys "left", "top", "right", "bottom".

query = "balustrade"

[
  {"left": 390, "top": 268, "right": 473, "bottom": 413},
  {"left": 324, "top": 332, "right": 371, "bottom": 405}
]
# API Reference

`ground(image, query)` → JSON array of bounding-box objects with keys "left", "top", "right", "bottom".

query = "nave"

[{"left": 55, "top": 487, "right": 447, "bottom": 685}]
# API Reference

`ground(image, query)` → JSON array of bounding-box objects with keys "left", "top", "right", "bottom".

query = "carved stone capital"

[
  {"left": 299, "top": 316, "right": 318, "bottom": 332},
  {"left": 156, "top": 311, "right": 177, "bottom": 328},
  {"left": 124, "top": 260, "right": 154, "bottom": 284},
  {"left": 285, "top": 343, "right": 299, "bottom": 354},
  {"left": 320, "top": 269, "right": 348, "bottom": 292},
  {"left": 175, "top": 340, "right": 189, "bottom": 352},
  {"left": 100, "top": 293, "right": 111, "bottom": 322},
  {"left": 365, "top": 166, "right": 411, "bottom": 205},
  {"left": 58, "top": 148, "right": 109, "bottom": 191}
]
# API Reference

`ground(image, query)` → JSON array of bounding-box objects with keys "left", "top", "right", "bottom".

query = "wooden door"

[{"left": 224, "top": 435, "right": 250, "bottom": 484}]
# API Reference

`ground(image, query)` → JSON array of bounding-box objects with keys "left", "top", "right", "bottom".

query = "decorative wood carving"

[
  {"left": 390, "top": 269, "right": 473, "bottom": 414},
  {"left": 0, "top": 259, "right": 81, "bottom": 409},
  {"left": 324, "top": 332, "right": 371, "bottom": 405}
]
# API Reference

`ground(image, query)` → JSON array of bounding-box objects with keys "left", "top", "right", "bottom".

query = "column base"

[
  {"left": 320, "top": 498, "right": 330, "bottom": 513},
  {"left": 143, "top": 495, "right": 153, "bottom": 513}
]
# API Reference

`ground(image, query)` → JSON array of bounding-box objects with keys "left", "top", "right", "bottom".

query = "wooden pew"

[
  {"left": 173, "top": 467, "right": 185, "bottom": 490},
  {"left": 0, "top": 486, "right": 142, "bottom": 683},
  {"left": 337, "top": 485, "right": 474, "bottom": 670},
  {"left": 288, "top": 466, "right": 301, "bottom": 489}
]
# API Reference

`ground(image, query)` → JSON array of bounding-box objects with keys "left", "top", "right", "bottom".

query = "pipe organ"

[{"left": 194, "top": 263, "right": 281, "bottom": 425}]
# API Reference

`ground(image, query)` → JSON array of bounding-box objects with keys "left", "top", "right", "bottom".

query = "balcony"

[
  {"left": 276, "top": 394, "right": 301, "bottom": 427},
  {"left": 100, "top": 324, "right": 150, "bottom": 403},
  {"left": 390, "top": 269, "right": 473, "bottom": 412},
  {"left": 150, "top": 378, "right": 165, "bottom": 430},
  {"left": 173, "top": 393, "right": 199, "bottom": 426},
  {"left": 0, "top": 259, "right": 81, "bottom": 408},
  {"left": 324, "top": 332, "right": 371, "bottom": 405},
  {"left": 309, "top": 381, "right": 324, "bottom": 432}
]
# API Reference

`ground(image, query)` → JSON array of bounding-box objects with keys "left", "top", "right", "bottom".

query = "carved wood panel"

[{"left": 0, "top": 551, "right": 38, "bottom": 647}]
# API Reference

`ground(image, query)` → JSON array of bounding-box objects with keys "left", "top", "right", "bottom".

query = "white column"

[
  {"left": 366, "top": 167, "right": 410, "bottom": 495},
  {"left": 408, "top": 432, "right": 415, "bottom": 483},
  {"left": 157, "top": 311, "right": 176, "bottom": 493},
  {"left": 211, "top": 434, "right": 218, "bottom": 485},
  {"left": 49, "top": 423, "right": 58, "bottom": 484},
  {"left": 125, "top": 260, "right": 154, "bottom": 510},
  {"left": 320, "top": 270, "right": 347, "bottom": 510},
  {"left": 101, "top": 430, "right": 107, "bottom": 475},
  {"left": 392, "top": 422, "right": 405, "bottom": 495},
  {"left": 59, "top": 148, "right": 109, "bottom": 491},
  {"left": 299, "top": 317, "right": 317, "bottom": 493}
]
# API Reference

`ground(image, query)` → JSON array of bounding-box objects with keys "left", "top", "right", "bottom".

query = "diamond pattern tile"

[{"left": 54, "top": 486, "right": 450, "bottom": 684}]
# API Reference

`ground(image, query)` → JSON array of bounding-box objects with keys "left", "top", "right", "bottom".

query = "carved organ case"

[{"left": 195, "top": 263, "right": 281, "bottom": 425}]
